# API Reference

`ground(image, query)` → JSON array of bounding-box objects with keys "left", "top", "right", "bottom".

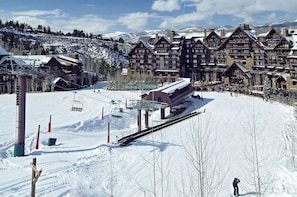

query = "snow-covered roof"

[
  {"left": 121, "top": 68, "right": 128, "bottom": 75},
  {"left": 162, "top": 79, "right": 191, "bottom": 94},
  {"left": 155, "top": 69, "right": 179, "bottom": 73},
  {"left": 181, "top": 32, "right": 205, "bottom": 39},
  {"left": 51, "top": 77, "right": 69, "bottom": 85},
  {"left": 152, "top": 78, "right": 191, "bottom": 94},
  {"left": 171, "top": 46, "right": 180, "bottom": 50},
  {"left": 224, "top": 32, "right": 232, "bottom": 38},
  {"left": 52, "top": 77, "right": 62, "bottom": 84},
  {"left": 172, "top": 41, "right": 180, "bottom": 44},
  {"left": 155, "top": 52, "right": 169, "bottom": 55},
  {"left": 13, "top": 54, "right": 83, "bottom": 67},
  {"left": 258, "top": 32, "right": 269, "bottom": 37},
  {"left": 290, "top": 35, "right": 297, "bottom": 48},
  {"left": 0, "top": 55, "right": 18, "bottom": 65},
  {"left": 139, "top": 40, "right": 154, "bottom": 53},
  {"left": 14, "top": 55, "right": 52, "bottom": 66},
  {"left": 56, "top": 54, "right": 82, "bottom": 64},
  {"left": 245, "top": 30, "right": 257, "bottom": 39},
  {"left": 185, "top": 34, "right": 201, "bottom": 39},
  {"left": 277, "top": 73, "right": 290, "bottom": 81},
  {"left": 237, "top": 63, "right": 252, "bottom": 78}
]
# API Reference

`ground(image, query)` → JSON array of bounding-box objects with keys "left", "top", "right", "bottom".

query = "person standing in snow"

[{"left": 233, "top": 177, "right": 240, "bottom": 196}]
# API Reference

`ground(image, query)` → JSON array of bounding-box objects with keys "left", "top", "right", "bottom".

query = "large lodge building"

[{"left": 128, "top": 24, "right": 297, "bottom": 93}]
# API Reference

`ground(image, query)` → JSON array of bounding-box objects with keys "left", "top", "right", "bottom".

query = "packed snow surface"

[{"left": 0, "top": 82, "right": 297, "bottom": 197}]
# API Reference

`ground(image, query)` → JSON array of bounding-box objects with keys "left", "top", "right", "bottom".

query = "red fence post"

[
  {"left": 48, "top": 115, "right": 51, "bottom": 133},
  {"left": 107, "top": 122, "right": 110, "bottom": 143},
  {"left": 35, "top": 125, "right": 40, "bottom": 149}
]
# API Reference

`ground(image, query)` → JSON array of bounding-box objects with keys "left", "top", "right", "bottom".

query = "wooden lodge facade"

[
  {"left": 0, "top": 47, "right": 89, "bottom": 94},
  {"left": 128, "top": 24, "right": 297, "bottom": 92}
]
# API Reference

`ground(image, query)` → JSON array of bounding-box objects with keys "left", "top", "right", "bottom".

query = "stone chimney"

[
  {"left": 155, "top": 33, "right": 159, "bottom": 43},
  {"left": 167, "top": 30, "right": 175, "bottom": 42},
  {"left": 282, "top": 28, "right": 289, "bottom": 37},
  {"left": 240, "top": 23, "right": 250, "bottom": 30},
  {"left": 220, "top": 28, "right": 225, "bottom": 37},
  {"left": 70, "top": 53, "right": 79, "bottom": 59}
]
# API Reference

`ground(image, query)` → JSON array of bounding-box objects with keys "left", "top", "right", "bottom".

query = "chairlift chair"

[
  {"left": 71, "top": 91, "right": 83, "bottom": 112},
  {"left": 71, "top": 100, "right": 83, "bottom": 112},
  {"left": 111, "top": 106, "right": 123, "bottom": 118}
]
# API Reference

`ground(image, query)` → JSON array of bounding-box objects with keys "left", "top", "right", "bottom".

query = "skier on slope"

[{"left": 233, "top": 177, "right": 240, "bottom": 196}]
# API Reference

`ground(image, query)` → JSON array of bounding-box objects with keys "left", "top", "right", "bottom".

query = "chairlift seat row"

[
  {"left": 71, "top": 106, "right": 83, "bottom": 112},
  {"left": 71, "top": 100, "right": 83, "bottom": 112}
]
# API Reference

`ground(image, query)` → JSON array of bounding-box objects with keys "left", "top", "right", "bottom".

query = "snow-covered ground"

[{"left": 0, "top": 82, "right": 297, "bottom": 197}]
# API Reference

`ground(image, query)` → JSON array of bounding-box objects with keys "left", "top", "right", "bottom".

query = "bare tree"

[
  {"left": 242, "top": 102, "right": 273, "bottom": 197},
  {"left": 181, "top": 115, "right": 224, "bottom": 197},
  {"left": 283, "top": 121, "right": 297, "bottom": 169},
  {"left": 132, "top": 142, "right": 172, "bottom": 197}
]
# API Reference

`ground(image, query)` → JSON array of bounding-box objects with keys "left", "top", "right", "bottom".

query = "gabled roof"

[
  {"left": 273, "top": 37, "right": 292, "bottom": 50},
  {"left": 222, "top": 62, "right": 252, "bottom": 79},
  {"left": 0, "top": 55, "right": 21, "bottom": 66},
  {"left": 13, "top": 55, "right": 52, "bottom": 66},
  {"left": 155, "top": 36, "right": 171, "bottom": 45},
  {"left": 261, "top": 28, "right": 280, "bottom": 39},
  {"left": 51, "top": 77, "right": 69, "bottom": 85},
  {"left": 56, "top": 54, "right": 82, "bottom": 64},
  {"left": 150, "top": 78, "right": 191, "bottom": 94},
  {"left": 276, "top": 73, "right": 290, "bottom": 82},
  {"left": 205, "top": 31, "right": 221, "bottom": 41},
  {"left": 128, "top": 40, "right": 154, "bottom": 55},
  {"left": 218, "top": 26, "right": 264, "bottom": 50},
  {"left": 192, "top": 39, "right": 208, "bottom": 49}
]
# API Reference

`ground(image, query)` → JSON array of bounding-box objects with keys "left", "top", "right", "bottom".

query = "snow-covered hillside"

[
  {"left": 0, "top": 28, "right": 131, "bottom": 68},
  {"left": 0, "top": 82, "right": 297, "bottom": 196},
  {"left": 35, "top": 34, "right": 130, "bottom": 67}
]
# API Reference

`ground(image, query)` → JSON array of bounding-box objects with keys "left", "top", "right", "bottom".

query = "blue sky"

[{"left": 1, "top": 0, "right": 297, "bottom": 34}]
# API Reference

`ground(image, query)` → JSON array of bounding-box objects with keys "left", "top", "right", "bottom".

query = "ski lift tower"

[
  {"left": 6, "top": 55, "right": 40, "bottom": 157},
  {"left": 14, "top": 74, "right": 27, "bottom": 157},
  {"left": 131, "top": 100, "right": 168, "bottom": 132}
]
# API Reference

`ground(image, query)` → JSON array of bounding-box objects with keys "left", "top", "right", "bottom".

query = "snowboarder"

[{"left": 233, "top": 177, "right": 240, "bottom": 196}]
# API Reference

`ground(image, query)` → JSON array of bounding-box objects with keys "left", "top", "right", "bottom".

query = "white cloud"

[
  {"left": 159, "top": 12, "right": 207, "bottom": 29},
  {"left": 1, "top": 0, "right": 297, "bottom": 34},
  {"left": 12, "top": 9, "right": 63, "bottom": 17},
  {"left": 58, "top": 14, "right": 114, "bottom": 33},
  {"left": 0, "top": 9, "right": 114, "bottom": 34},
  {"left": 188, "top": 0, "right": 297, "bottom": 14},
  {"left": 158, "top": 0, "right": 297, "bottom": 29},
  {"left": 152, "top": 0, "right": 181, "bottom": 12},
  {"left": 13, "top": 15, "right": 48, "bottom": 27},
  {"left": 118, "top": 12, "right": 149, "bottom": 31}
]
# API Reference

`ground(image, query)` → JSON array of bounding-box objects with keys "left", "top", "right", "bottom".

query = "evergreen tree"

[
  {"left": 20, "top": 23, "right": 25, "bottom": 32},
  {"left": 119, "top": 37, "right": 124, "bottom": 43},
  {"left": 1, "top": 31, "right": 8, "bottom": 42}
]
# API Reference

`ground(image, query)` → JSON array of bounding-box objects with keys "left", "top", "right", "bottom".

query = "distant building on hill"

[{"left": 0, "top": 46, "right": 90, "bottom": 93}]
